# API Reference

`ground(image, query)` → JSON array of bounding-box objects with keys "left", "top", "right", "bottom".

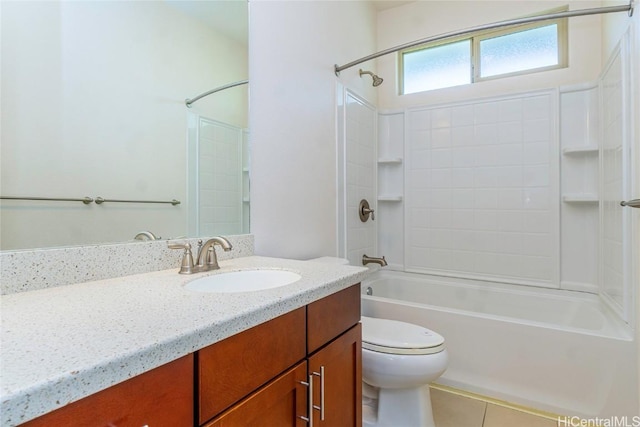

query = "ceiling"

[
  {"left": 164, "top": 0, "right": 414, "bottom": 45},
  {"left": 371, "top": 1, "right": 415, "bottom": 11}
]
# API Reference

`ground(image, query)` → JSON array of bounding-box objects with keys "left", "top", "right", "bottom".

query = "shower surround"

[{"left": 339, "top": 29, "right": 637, "bottom": 417}]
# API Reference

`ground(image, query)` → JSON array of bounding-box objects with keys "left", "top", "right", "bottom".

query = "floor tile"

[
  {"left": 431, "top": 387, "right": 487, "bottom": 427},
  {"left": 482, "top": 404, "right": 557, "bottom": 427}
]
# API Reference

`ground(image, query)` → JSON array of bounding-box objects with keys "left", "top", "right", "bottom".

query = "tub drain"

[{"left": 365, "top": 286, "right": 373, "bottom": 296}]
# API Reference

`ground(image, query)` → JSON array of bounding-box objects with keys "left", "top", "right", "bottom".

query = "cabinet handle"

[
  {"left": 312, "top": 366, "right": 325, "bottom": 421},
  {"left": 298, "top": 376, "right": 313, "bottom": 426}
]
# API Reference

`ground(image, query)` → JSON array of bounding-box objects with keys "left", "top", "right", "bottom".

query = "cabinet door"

[
  {"left": 22, "top": 355, "right": 194, "bottom": 427},
  {"left": 308, "top": 324, "right": 362, "bottom": 427},
  {"left": 204, "top": 361, "right": 309, "bottom": 427}
]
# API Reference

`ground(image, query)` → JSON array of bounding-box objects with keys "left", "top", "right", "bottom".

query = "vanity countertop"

[{"left": 0, "top": 255, "right": 369, "bottom": 426}]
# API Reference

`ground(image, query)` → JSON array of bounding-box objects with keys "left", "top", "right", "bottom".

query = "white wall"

[
  {"left": 0, "top": 1, "right": 248, "bottom": 250},
  {"left": 376, "top": 1, "right": 603, "bottom": 109},
  {"left": 249, "top": 0, "right": 378, "bottom": 259}
]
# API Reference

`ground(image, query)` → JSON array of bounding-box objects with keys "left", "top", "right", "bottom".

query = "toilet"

[
  {"left": 306, "top": 257, "right": 448, "bottom": 426},
  {"left": 361, "top": 316, "right": 448, "bottom": 427}
]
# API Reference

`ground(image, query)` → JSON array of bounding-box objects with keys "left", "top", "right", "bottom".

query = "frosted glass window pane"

[
  {"left": 480, "top": 24, "right": 558, "bottom": 78},
  {"left": 403, "top": 40, "right": 471, "bottom": 94}
]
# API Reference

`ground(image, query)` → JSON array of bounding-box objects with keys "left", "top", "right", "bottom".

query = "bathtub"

[{"left": 361, "top": 270, "right": 638, "bottom": 417}]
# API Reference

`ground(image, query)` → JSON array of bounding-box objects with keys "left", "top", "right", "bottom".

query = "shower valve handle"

[
  {"left": 362, "top": 207, "right": 375, "bottom": 220},
  {"left": 359, "top": 199, "right": 375, "bottom": 222}
]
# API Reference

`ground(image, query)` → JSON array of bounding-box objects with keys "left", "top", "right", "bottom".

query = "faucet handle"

[
  {"left": 205, "top": 246, "right": 217, "bottom": 268},
  {"left": 359, "top": 199, "right": 375, "bottom": 222},
  {"left": 167, "top": 241, "right": 195, "bottom": 274}
]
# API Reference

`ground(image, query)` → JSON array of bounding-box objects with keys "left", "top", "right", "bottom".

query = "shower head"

[{"left": 359, "top": 69, "right": 384, "bottom": 87}]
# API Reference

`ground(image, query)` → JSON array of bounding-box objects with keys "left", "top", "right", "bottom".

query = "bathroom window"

[
  {"left": 400, "top": 11, "right": 567, "bottom": 94},
  {"left": 403, "top": 39, "right": 472, "bottom": 94}
]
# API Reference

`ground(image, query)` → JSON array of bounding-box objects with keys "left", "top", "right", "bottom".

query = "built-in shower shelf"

[
  {"left": 243, "top": 197, "right": 250, "bottom": 203},
  {"left": 378, "top": 157, "right": 403, "bottom": 165},
  {"left": 378, "top": 195, "right": 403, "bottom": 202},
  {"left": 562, "top": 146, "right": 599, "bottom": 155},
  {"left": 562, "top": 194, "right": 599, "bottom": 203}
]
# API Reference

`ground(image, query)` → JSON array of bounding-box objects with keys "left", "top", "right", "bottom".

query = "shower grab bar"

[
  {"left": 1, "top": 196, "right": 180, "bottom": 206},
  {"left": 334, "top": 1, "right": 634, "bottom": 74},
  {"left": 620, "top": 199, "right": 640, "bottom": 208},
  {"left": 185, "top": 79, "right": 249, "bottom": 108},
  {"left": 1, "top": 196, "right": 94, "bottom": 204},
  {"left": 94, "top": 197, "right": 180, "bottom": 206}
]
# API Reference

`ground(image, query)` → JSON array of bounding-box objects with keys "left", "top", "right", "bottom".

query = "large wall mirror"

[{"left": 0, "top": 0, "right": 249, "bottom": 251}]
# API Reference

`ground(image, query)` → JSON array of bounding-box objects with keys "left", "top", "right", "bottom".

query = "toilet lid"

[{"left": 361, "top": 316, "right": 445, "bottom": 355}]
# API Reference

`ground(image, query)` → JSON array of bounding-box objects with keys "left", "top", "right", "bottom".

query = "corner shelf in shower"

[
  {"left": 562, "top": 194, "right": 599, "bottom": 203},
  {"left": 562, "top": 146, "right": 599, "bottom": 155},
  {"left": 377, "top": 157, "right": 403, "bottom": 165},
  {"left": 377, "top": 195, "right": 403, "bottom": 202}
]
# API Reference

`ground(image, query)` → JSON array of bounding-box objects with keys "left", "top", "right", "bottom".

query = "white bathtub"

[{"left": 361, "top": 270, "right": 638, "bottom": 417}]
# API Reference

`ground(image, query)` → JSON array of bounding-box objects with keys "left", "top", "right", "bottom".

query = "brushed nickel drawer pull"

[
  {"left": 312, "top": 367, "right": 325, "bottom": 420},
  {"left": 298, "top": 375, "right": 314, "bottom": 426}
]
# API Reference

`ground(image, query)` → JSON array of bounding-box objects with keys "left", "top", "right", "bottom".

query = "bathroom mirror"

[{"left": 0, "top": 0, "right": 249, "bottom": 251}]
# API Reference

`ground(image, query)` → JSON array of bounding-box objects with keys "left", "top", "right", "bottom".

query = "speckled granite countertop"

[{"left": 0, "top": 256, "right": 369, "bottom": 426}]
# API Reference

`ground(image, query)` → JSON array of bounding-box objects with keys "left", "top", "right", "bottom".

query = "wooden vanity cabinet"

[
  {"left": 307, "top": 285, "right": 362, "bottom": 427},
  {"left": 203, "top": 362, "right": 309, "bottom": 427},
  {"left": 199, "top": 284, "right": 362, "bottom": 427},
  {"left": 197, "top": 307, "right": 307, "bottom": 424},
  {"left": 21, "top": 354, "right": 194, "bottom": 427}
]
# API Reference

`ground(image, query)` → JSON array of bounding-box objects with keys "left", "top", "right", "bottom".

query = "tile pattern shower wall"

[
  {"left": 198, "top": 118, "right": 243, "bottom": 235},
  {"left": 405, "top": 92, "right": 559, "bottom": 287},
  {"left": 559, "top": 84, "right": 599, "bottom": 293},
  {"left": 345, "top": 92, "right": 376, "bottom": 265},
  {"left": 377, "top": 112, "right": 405, "bottom": 269}
]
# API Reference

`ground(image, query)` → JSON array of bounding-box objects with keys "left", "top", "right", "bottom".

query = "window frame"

[{"left": 399, "top": 8, "right": 568, "bottom": 95}]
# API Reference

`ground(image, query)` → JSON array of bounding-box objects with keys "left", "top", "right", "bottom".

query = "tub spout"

[{"left": 362, "top": 254, "right": 387, "bottom": 267}]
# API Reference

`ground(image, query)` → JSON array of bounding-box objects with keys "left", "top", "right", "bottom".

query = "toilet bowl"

[{"left": 361, "top": 316, "right": 448, "bottom": 427}]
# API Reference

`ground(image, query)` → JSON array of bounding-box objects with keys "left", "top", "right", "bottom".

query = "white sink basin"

[{"left": 184, "top": 270, "right": 302, "bottom": 293}]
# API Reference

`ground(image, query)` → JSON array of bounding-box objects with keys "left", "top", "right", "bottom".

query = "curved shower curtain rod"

[
  {"left": 334, "top": 0, "right": 634, "bottom": 75},
  {"left": 185, "top": 79, "right": 249, "bottom": 108}
]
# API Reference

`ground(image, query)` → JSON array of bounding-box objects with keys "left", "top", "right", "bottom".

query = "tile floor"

[{"left": 431, "top": 387, "right": 558, "bottom": 427}]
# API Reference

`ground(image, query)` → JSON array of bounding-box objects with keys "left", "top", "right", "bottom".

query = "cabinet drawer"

[
  {"left": 307, "top": 284, "right": 361, "bottom": 354},
  {"left": 22, "top": 355, "right": 194, "bottom": 427},
  {"left": 204, "top": 361, "right": 308, "bottom": 427},
  {"left": 198, "top": 307, "right": 306, "bottom": 424}
]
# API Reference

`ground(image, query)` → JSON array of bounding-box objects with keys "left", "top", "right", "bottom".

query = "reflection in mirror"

[{"left": 0, "top": 0, "right": 248, "bottom": 251}]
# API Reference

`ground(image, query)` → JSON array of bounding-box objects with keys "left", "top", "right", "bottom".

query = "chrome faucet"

[
  {"left": 362, "top": 254, "right": 387, "bottom": 267},
  {"left": 195, "top": 237, "right": 233, "bottom": 271},
  {"left": 167, "top": 236, "right": 233, "bottom": 274}
]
